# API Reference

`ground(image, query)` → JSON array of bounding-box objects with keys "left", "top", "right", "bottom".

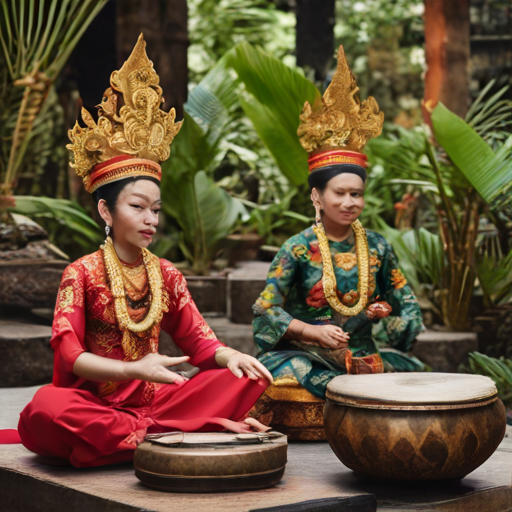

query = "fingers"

[
  {"left": 256, "top": 363, "right": 274, "bottom": 384},
  {"left": 161, "top": 355, "right": 190, "bottom": 367},
  {"left": 333, "top": 327, "right": 350, "bottom": 341},
  {"left": 229, "top": 356, "right": 274, "bottom": 384},
  {"left": 228, "top": 360, "right": 244, "bottom": 379},
  {"left": 150, "top": 369, "right": 186, "bottom": 385},
  {"left": 166, "top": 372, "right": 186, "bottom": 385}
]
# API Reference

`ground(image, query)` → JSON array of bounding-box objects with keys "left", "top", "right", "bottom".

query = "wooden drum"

[
  {"left": 324, "top": 373, "right": 506, "bottom": 480},
  {"left": 134, "top": 432, "right": 287, "bottom": 492}
]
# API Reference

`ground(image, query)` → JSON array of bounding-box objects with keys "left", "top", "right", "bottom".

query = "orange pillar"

[{"left": 423, "top": 0, "right": 471, "bottom": 124}]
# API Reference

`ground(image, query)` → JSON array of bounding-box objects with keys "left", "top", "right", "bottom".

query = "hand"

[
  {"left": 127, "top": 353, "right": 190, "bottom": 384},
  {"left": 366, "top": 301, "right": 392, "bottom": 320},
  {"left": 305, "top": 324, "right": 349, "bottom": 349},
  {"left": 227, "top": 353, "right": 274, "bottom": 384}
]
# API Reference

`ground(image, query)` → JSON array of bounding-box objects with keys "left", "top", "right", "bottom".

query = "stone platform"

[{"left": 2, "top": 387, "right": 512, "bottom": 511}]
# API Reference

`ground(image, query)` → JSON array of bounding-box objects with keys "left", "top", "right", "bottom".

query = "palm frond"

[{"left": 432, "top": 102, "right": 512, "bottom": 204}]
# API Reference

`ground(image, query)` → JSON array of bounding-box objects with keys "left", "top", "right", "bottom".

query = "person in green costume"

[{"left": 252, "top": 46, "right": 424, "bottom": 399}]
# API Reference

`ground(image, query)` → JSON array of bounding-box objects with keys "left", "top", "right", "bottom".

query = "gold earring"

[{"left": 315, "top": 206, "right": 322, "bottom": 224}]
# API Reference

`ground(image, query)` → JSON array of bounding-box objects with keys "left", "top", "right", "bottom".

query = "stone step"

[
  {"left": 227, "top": 261, "right": 270, "bottom": 325},
  {"left": 0, "top": 321, "right": 53, "bottom": 387},
  {"left": 207, "top": 316, "right": 255, "bottom": 355},
  {"left": 0, "top": 259, "right": 67, "bottom": 309},
  {"left": 412, "top": 330, "right": 478, "bottom": 372}
]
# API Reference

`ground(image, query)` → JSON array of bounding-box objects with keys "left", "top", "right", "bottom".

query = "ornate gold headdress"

[
  {"left": 298, "top": 45, "right": 384, "bottom": 172},
  {"left": 67, "top": 34, "right": 183, "bottom": 193}
]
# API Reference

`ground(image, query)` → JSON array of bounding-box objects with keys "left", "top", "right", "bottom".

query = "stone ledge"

[
  {"left": 413, "top": 330, "right": 478, "bottom": 373},
  {"left": 0, "top": 321, "right": 53, "bottom": 387},
  {"left": 228, "top": 261, "right": 270, "bottom": 325},
  {"left": 0, "top": 260, "right": 67, "bottom": 309}
]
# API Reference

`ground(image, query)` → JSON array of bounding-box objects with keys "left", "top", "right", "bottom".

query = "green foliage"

[
  {"left": 227, "top": 41, "right": 321, "bottom": 187},
  {"left": 432, "top": 102, "right": 512, "bottom": 206},
  {"left": 161, "top": 109, "right": 248, "bottom": 275},
  {"left": 476, "top": 249, "right": 512, "bottom": 307},
  {"left": 241, "top": 190, "right": 311, "bottom": 247},
  {"left": 0, "top": 0, "right": 108, "bottom": 193},
  {"left": 465, "top": 79, "right": 512, "bottom": 148},
  {"left": 9, "top": 195, "right": 102, "bottom": 257},
  {"left": 188, "top": 0, "right": 295, "bottom": 85},
  {"left": 469, "top": 352, "right": 512, "bottom": 408}
]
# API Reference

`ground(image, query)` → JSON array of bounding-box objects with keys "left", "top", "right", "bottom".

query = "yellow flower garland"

[
  {"left": 313, "top": 219, "right": 369, "bottom": 316},
  {"left": 102, "top": 237, "right": 165, "bottom": 334}
]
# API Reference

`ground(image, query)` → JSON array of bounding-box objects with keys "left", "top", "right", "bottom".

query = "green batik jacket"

[{"left": 252, "top": 226, "right": 424, "bottom": 398}]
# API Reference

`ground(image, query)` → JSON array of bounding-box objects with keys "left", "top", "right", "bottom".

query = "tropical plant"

[
  {"left": 226, "top": 41, "right": 321, "bottom": 188},
  {"left": 188, "top": 0, "right": 295, "bottom": 85},
  {"left": 476, "top": 249, "right": 512, "bottom": 308},
  {"left": 469, "top": 352, "right": 512, "bottom": 409},
  {"left": 160, "top": 56, "right": 248, "bottom": 275},
  {"left": 0, "top": 0, "right": 108, "bottom": 198},
  {"left": 241, "top": 190, "right": 311, "bottom": 248},
  {"left": 9, "top": 195, "right": 102, "bottom": 258}
]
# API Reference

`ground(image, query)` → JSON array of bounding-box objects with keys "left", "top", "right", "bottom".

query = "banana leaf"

[{"left": 431, "top": 102, "right": 512, "bottom": 204}]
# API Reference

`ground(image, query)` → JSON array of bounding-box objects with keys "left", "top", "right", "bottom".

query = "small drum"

[
  {"left": 249, "top": 377, "right": 326, "bottom": 441},
  {"left": 324, "top": 372, "right": 506, "bottom": 480},
  {"left": 134, "top": 431, "right": 287, "bottom": 492}
]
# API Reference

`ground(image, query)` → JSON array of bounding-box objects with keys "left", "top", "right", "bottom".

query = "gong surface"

[{"left": 134, "top": 432, "right": 288, "bottom": 492}]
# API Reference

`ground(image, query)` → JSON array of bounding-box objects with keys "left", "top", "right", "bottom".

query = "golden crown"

[
  {"left": 297, "top": 45, "right": 384, "bottom": 154},
  {"left": 66, "top": 34, "right": 183, "bottom": 190}
]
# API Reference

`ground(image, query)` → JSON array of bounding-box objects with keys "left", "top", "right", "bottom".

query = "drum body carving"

[
  {"left": 324, "top": 373, "right": 506, "bottom": 480},
  {"left": 134, "top": 432, "right": 288, "bottom": 492},
  {"left": 249, "top": 378, "right": 325, "bottom": 441}
]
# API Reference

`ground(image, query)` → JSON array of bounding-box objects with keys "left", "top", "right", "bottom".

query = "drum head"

[{"left": 326, "top": 372, "right": 497, "bottom": 408}]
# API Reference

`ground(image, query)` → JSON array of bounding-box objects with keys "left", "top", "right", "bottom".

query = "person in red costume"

[{"left": 0, "top": 35, "right": 272, "bottom": 467}]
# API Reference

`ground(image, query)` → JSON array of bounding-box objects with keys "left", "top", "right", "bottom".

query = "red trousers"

[{"left": 17, "top": 369, "right": 266, "bottom": 468}]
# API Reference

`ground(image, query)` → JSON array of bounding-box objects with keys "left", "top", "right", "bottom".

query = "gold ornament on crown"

[
  {"left": 102, "top": 237, "right": 166, "bottom": 358},
  {"left": 66, "top": 34, "right": 183, "bottom": 190},
  {"left": 297, "top": 46, "right": 384, "bottom": 154},
  {"left": 313, "top": 219, "right": 369, "bottom": 317}
]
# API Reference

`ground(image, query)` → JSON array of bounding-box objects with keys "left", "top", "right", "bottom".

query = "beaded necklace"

[
  {"left": 102, "top": 237, "right": 164, "bottom": 338},
  {"left": 313, "top": 219, "right": 369, "bottom": 316}
]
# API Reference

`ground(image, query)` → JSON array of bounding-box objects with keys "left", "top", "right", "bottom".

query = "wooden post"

[
  {"left": 423, "top": 0, "right": 471, "bottom": 123},
  {"left": 296, "top": 0, "right": 335, "bottom": 83},
  {"left": 116, "top": 0, "right": 189, "bottom": 118}
]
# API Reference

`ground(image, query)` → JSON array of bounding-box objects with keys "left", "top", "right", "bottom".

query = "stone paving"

[{"left": 2, "top": 386, "right": 512, "bottom": 511}]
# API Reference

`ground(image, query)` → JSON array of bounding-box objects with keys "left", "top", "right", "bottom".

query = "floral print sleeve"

[
  {"left": 252, "top": 237, "right": 301, "bottom": 354},
  {"left": 377, "top": 238, "right": 424, "bottom": 352}
]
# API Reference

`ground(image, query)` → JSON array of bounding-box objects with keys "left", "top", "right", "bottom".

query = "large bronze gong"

[
  {"left": 324, "top": 372, "right": 506, "bottom": 480},
  {"left": 134, "top": 431, "right": 287, "bottom": 492}
]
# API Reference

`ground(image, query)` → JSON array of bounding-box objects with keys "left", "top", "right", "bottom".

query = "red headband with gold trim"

[
  {"left": 308, "top": 150, "right": 368, "bottom": 173},
  {"left": 88, "top": 155, "right": 161, "bottom": 193}
]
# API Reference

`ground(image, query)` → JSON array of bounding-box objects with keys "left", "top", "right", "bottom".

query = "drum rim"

[{"left": 325, "top": 392, "right": 498, "bottom": 410}]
